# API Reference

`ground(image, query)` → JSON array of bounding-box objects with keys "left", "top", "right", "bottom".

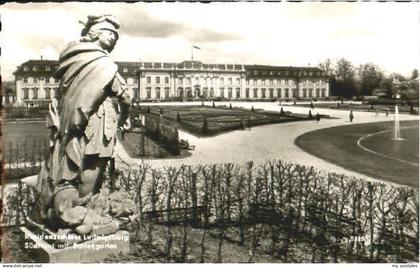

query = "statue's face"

[{"left": 98, "top": 29, "right": 118, "bottom": 52}]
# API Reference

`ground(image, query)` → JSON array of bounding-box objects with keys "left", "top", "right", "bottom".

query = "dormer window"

[
  {"left": 123, "top": 68, "right": 128, "bottom": 73},
  {"left": 46, "top": 66, "right": 51, "bottom": 71},
  {"left": 23, "top": 66, "right": 29, "bottom": 72},
  {"left": 33, "top": 66, "right": 38, "bottom": 71}
]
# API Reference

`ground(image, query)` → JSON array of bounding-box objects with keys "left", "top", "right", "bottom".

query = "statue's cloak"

[
  {"left": 32, "top": 42, "right": 118, "bottom": 222},
  {"left": 49, "top": 41, "right": 118, "bottom": 182}
]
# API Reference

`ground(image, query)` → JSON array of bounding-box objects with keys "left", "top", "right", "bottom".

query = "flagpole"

[{"left": 191, "top": 44, "right": 193, "bottom": 61}]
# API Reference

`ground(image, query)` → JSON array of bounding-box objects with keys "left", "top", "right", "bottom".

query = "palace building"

[{"left": 13, "top": 59, "right": 330, "bottom": 106}]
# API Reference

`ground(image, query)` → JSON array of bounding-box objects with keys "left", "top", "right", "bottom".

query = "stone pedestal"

[{"left": 20, "top": 224, "right": 130, "bottom": 263}]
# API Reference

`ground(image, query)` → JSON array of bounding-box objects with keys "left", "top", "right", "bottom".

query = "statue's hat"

[{"left": 81, "top": 15, "right": 120, "bottom": 38}]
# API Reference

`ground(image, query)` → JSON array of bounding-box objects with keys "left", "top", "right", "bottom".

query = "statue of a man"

[{"left": 27, "top": 15, "right": 133, "bottom": 232}]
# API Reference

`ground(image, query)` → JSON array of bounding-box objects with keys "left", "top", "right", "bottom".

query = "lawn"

[
  {"left": 295, "top": 120, "right": 419, "bottom": 188},
  {"left": 134, "top": 105, "right": 312, "bottom": 136},
  {"left": 2, "top": 121, "right": 48, "bottom": 180}
]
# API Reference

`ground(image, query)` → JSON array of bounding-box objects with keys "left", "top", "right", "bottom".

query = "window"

[
  {"left": 202, "top": 87, "right": 208, "bottom": 97},
  {"left": 146, "top": 76, "right": 151, "bottom": 84},
  {"left": 293, "top": 89, "right": 297, "bottom": 98},
  {"left": 277, "top": 88, "right": 281, "bottom": 98},
  {"left": 303, "top": 89, "right": 307, "bottom": 98},
  {"left": 178, "top": 87, "right": 184, "bottom": 97},
  {"left": 308, "top": 89, "right": 313, "bottom": 97},
  {"left": 253, "top": 79, "right": 257, "bottom": 86},
  {"left": 220, "top": 77, "right": 224, "bottom": 86},
  {"left": 132, "top": 88, "right": 139, "bottom": 99},
  {"left": 178, "top": 78, "right": 183, "bottom": 84},
  {"left": 23, "top": 88, "right": 29, "bottom": 99},
  {"left": 164, "top": 77, "right": 169, "bottom": 84},
  {"left": 246, "top": 88, "right": 250, "bottom": 99},
  {"left": 23, "top": 77, "right": 28, "bottom": 83},
  {"left": 285, "top": 89, "right": 289, "bottom": 98},
  {"left": 53, "top": 88, "right": 59, "bottom": 98},
  {"left": 253, "top": 88, "right": 258, "bottom": 98},
  {"left": 146, "top": 87, "right": 151, "bottom": 99},
  {"left": 236, "top": 78, "right": 241, "bottom": 85},
  {"left": 123, "top": 68, "right": 128, "bottom": 73},
  {"left": 186, "top": 77, "right": 191, "bottom": 85},
  {"left": 261, "top": 80, "right": 265, "bottom": 86},
  {"left": 220, "top": 87, "right": 224, "bottom": 98},
  {"left": 269, "top": 88, "right": 274, "bottom": 98},
  {"left": 155, "top": 87, "right": 161, "bottom": 99},
  {"left": 204, "top": 78, "right": 208, "bottom": 85},
  {"left": 33, "top": 66, "right": 38, "bottom": 71},
  {"left": 228, "top": 78, "right": 232, "bottom": 85},
  {"left": 261, "top": 88, "right": 266, "bottom": 98},
  {"left": 32, "top": 88, "right": 39, "bottom": 99},
  {"left": 156, "top": 76, "right": 160, "bottom": 84},
  {"left": 165, "top": 87, "right": 170, "bottom": 99},
  {"left": 186, "top": 88, "right": 192, "bottom": 97},
  {"left": 134, "top": 79, "right": 138, "bottom": 85},
  {"left": 269, "top": 80, "right": 273, "bottom": 86},
  {"left": 228, "top": 88, "right": 232, "bottom": 99},
  {"left": 236, "top": 88, "right": 240, "bottom": 99},
  {"left": 285, "top": 80, "right": 289, "bottom": 85},
  {"left": 54, "top": 78, "right": 60, "bottom": 83},
  {"left": 45, "top": 88, "right": 51, "bottom": 99},
  {"left": 316, "top": 88, "right": 320, "bottom": 97},
  {"left": 195, "top": 77, "right": 199, "bottom": 84},
  {"left": 23, "top": 66, "right": 29, "bottom": 72},
  {"left": 246, "top": 79, "right": 249, "bottom": 85},
  {"left": 210, "top": 88, "right": 214, "bottom": 97},
  {"left": 33, "top": 77, "right": 38, "bottom": 83},
  {"left": 321, "top": 88, "right": 326, "bottom": 97},
  {"left": 45, "top": 66, "right": 51, "bottom": 71},
  {"left": 39, "top": 77, "right": 44, "bottom": 81}
]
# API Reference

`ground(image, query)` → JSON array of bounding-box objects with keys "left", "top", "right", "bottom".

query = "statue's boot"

[{"left": 50, "top": 184, "right": 86, "bottom": 229}]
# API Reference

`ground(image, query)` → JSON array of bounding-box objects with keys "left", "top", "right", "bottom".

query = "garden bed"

[{"left": 133, "top": 105, "right": 314, "bottom": 137}]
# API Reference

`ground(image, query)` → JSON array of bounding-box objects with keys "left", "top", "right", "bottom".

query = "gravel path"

[{"left": 115, "top": 101, "right": 419, "bottom": 186}]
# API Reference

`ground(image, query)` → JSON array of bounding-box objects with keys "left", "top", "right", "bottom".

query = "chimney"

[{"left": 41, "top": 55, "right": 43, "bottom": 61}]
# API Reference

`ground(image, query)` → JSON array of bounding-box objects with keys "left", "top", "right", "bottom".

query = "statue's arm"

[{"left": 111, "top": 73, "right": 132, "bottom": 130}]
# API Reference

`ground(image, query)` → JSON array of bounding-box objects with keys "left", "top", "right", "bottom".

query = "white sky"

[{"left": 1, "top": 2, "right": 419, "bottom": 81}]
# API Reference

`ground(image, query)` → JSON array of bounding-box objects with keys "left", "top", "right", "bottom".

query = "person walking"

[
  {"left": 349, "top": 109, "right": 354, "bottom": 122},
  {"left": 316, "top": 113, "right": 321, "bottom": 122}
]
